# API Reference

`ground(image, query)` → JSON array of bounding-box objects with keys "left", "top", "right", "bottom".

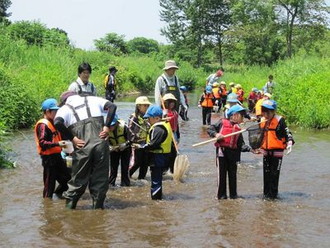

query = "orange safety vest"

[
  {"left": 260, "top": 115, "right": 286, "bottom": 150},
  {"left": 220, "top": 87, "right": 227, "bottom": 97},
  {"left": 201, "top": 93, "right": 214, "bottom": 107},
  {"left": 34, "top": 119, "right": 62, "bottom": 155},
  {"left": 212, "top": 88, "right": 221, "bottom": 98},
  {"left": 214, "top": 119, "right": 241, "bottom": 149}
]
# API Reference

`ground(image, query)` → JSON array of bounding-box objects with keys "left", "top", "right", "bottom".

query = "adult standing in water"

[
  {"left": 154, "top": 60, "right": 188, "bottom": 112},
  {"left": 54, "top": 91, "right": 117, "bottom": 209},
  {"left": 104, "top": 66, "right": 118, "bottom": 102},
  {"left": 68, "top": 62, "right": 97, "bottom": 96}
]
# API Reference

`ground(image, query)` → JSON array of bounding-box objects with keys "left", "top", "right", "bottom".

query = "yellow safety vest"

[
  {"left": 108, "top": 120, "right": 127, "bottom": 146},
  {"left": 147, "top": 121, "right": 172, "bottom": 154}
]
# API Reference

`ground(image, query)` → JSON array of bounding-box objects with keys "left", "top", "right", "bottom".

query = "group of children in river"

[{"left": 34, "top": 63, "right": 294, "bottom": 209}]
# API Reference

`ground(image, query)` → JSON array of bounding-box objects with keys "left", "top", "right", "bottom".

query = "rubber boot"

[{"left": 65, "top": 199, "right": 78, "bottom": 209}]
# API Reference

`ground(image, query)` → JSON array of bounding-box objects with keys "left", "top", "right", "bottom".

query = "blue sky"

[
  {"left": 9, "top": 0, "right": 167, "bottom": 50},
  {"left": 9, "top": 0, "right": 330, "bottom": 50}
]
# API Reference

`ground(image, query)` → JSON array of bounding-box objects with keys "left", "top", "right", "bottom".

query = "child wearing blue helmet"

[
  {"left": 136, "top": 105, "right": 173, "bottom": 200},
  {"left": 207, "top": 105, "right": 253, "bottom": 199},
  {"left": 198, "top": 85, "right": 216, "bottom": 125},
  {"left": 259, "top": 100, "right": 294, "bottom": 199}
]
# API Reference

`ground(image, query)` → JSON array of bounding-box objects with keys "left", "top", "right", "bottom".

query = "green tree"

[
  {"left": 275, "top": 0, "right": 330, "bottom": 58},
  {"left": 0, "top": 0, "right": 11, "bottom": 23},
  {"left": 127, "top": 37, "right": 160, "bottom": 54},
  {"left": 94, "top": 32, "right": 128, "bottom": 55}
]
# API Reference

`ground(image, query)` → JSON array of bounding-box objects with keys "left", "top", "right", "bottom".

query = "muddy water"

[{"left": 1, "top": 97, "right": 330, "bottom": 247}]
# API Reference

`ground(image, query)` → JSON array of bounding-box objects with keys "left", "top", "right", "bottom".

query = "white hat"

[
  {"left": 163, "top": 93, "right": 177, "bottom": 101},
  {"left": 163, "top": 60, "right": 179, "bottom": 70},
  {"left": 135, "top": 96, "right": 151, "bottom": 105}
]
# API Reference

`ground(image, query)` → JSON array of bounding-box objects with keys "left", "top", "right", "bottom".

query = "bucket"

[{"left": 61, "top": 140, "right": 74, "bottom": 154}]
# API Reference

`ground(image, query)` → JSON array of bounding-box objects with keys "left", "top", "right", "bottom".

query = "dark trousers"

[
  {"left": 165, "top": 144, "right": 177, "bottom": 174},
  {"left": 217, "top": 149, "right": 239, "bottom": 199},
  {"left": 202, "top": 107, "right": 213, "bottom": 125},
  {"left": 150, "top": 153, "right": 168, "bottom": 200},
  {"left": 109, "top": 148, "right": 131, "bottom": 186},
  {"left": 263, "top": 153, "right": 283, "bottom": 199},
  {"left": 41, "top": 154, "right": 70, "bottom": 198},
  {"left": 129, "top": 148, "right": 149, "bottom": 179}
]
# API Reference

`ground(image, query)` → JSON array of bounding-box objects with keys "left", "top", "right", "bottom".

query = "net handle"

[{"left": 192, "top": 120, "right": 266, "bottom": 148}]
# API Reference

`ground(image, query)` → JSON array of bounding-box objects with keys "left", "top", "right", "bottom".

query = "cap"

[
  {"left": 109, "top": 66, "right": 118, "bottom": 72},
  {"left": 180, "top": 86, "right": 187, "bottom": 91},
  {"left": 135, "top": 96, "right": 151, "bottom": 105},
  {"left": 226, "top": 93, "right": 240, "bottom": 103},
  {"left": 163, "top": 93, "right": 177, "bottom": 101},
  {"left": 163, "top": 60, "right": 179, "bottom": 70},
  {"left": 252, "top": 87, "right": 258, "bottom": 92},
  {"left": 144, "top": 105, "right": 163, "bottom": 118},
  {"left": 41, "top": 98, "right": 59, "bottom": 111},
  {"left": 262, "top": 100, "right": 277, "bottom": 110},
  {"left": 227, "top": 105, "right": 246, "bottom": 118},
  {"left": 205, "top": 85, "right": 212, "bottom": 93},
  {"left": 59, "top": 91, "right": 77, "bottom": 106},
  {"left": 110, "top": 114, "right": 119, "bottom": 126}
]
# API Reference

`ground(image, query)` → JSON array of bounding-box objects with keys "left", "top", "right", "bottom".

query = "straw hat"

[
  {"left": 163, "top": 60, "right": 179, "bottom": 70},
  {"left": 163, "top": 93, "right": 177, "bottom": 101},
  {"left": 135, "top": 96, "right": 151, "bottom": 105}
]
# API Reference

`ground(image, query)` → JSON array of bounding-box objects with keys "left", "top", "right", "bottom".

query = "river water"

[{"left": 1, "top": 96, "right": 330, "bottom": 247}]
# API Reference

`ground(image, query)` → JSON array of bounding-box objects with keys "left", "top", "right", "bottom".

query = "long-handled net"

[{"left": 247, "top": 125, "right": 264, "bottom": 149}]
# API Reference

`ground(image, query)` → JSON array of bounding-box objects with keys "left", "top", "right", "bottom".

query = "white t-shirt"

[{"left": 55, "top": 95, "right": 108, "bottom": 127}]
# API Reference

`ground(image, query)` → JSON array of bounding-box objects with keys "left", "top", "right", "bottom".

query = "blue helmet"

[
  {"left": 261, "top": 100, "right": 277, "bottom": 110},
  {"left": 143, "top": 105, "right": 163, "bottom": 118},
  {"left": 180, "top": 86, "right": 187, "bottom": 91},
  {"left": 227, "top": 105, "right": 246, "bottom": 118},
  {"left": 205, "top": 85, "right": 212, "bottom": 93},
  {"left": 41, "top": 98, "right": 59, "bottom": 111}
]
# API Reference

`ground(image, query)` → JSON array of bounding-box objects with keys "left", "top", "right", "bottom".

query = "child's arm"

[{"left": 36, "top": 123, "right": 60, "bottom": 150}]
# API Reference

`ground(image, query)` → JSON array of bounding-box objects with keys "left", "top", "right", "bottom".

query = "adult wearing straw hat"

[{"left": 155, "top": 60, "right": 188, "bottom": 113}]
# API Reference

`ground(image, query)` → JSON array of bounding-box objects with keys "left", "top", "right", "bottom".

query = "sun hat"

[
  {"left": 144, "top": 105, "right": 163, "bottom": 118},
  {"left": 163, "top": 60, "right": 179, "bottom": 70},
  {"left": 226, "top": 93, "right": 240, "bottom": 103},
  {"left": 235, "top": 84, "right": 242, "bottom": 89},
  {"left": 205, "top": 85, "right": 212, "bottom": 93},
  {"left": 261, "top": 100, "right": 277, "bottom": 110},
  {"left": 252, "top": 87, "right": 258, "bottom": 92},
  {"left": 110, "top": 114, "right": 119, "bottom": 126},
  {"left": 135, "top": 96, "right": 151, "bottom": 105},
  {"left": 220, "top": 81, "right": 226, "bottom": 85},
  {"left": 212, "top": 82, "right": 220, "bottom": 87},
  {"left": 229, "top": 82, "right": 235, "bottom": 87},
  {"left": 264, "top": 93, "right": 272, "bottom": 99},
  {"left": 163, "top": 93, "right": 177, "bottom": 101},
  {"left": 41, "top": 98, "right": 59, "bottom": 111},
  {"left": 227, "top": 105, "right": 246, "bottom": 118}
]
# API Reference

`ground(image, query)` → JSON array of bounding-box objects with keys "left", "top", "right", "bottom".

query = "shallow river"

[{"left": 1, "top": 96, "right": 330, "bottom": 247}]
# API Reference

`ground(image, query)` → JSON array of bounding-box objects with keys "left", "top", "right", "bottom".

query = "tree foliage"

[
  {"left": 94, "top": 33, "right": 128, "bottom": 55},
  {"left": 0, "top": 0, "right": 11, "bottom": 22},
  {"left": 126, "top": 37, "right": 160, "bottom": 54}
]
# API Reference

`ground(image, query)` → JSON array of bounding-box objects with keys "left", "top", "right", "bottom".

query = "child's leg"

[
  {"left": 42, "top": 156, "right": 57, "bottom": 198},
  {"left": 150, "top": 154, "right": 167, "bottom": 200},
  {"left": 109, "top": 152, "right": 120, "bottom": 186},
  {"left": 264, "top": 154, "right": 282, "bottom": 198},
  {"left": 206, "top": 107, "right": 212, "bottom": 125},
  {"left": 138, "top": 150, "right": 149, "bottom": 179},
  {"left": 228, "top": 158, "right": 238, "bottom": 198},
  {"left": 217, "top": 156, "right": 228, "bottom": 199},
  {"left": 120, "top": 149, "right": 131, "bottom": 186},
  {"left": 202, "top": 107, "right": 207, "bottom": 125}
]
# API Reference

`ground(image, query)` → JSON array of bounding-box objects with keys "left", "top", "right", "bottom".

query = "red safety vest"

[
  {"left": 34, "top": 119, "right": 62, "bottom": 155},
  {"left": 215, "top": 119, "right": 241, "bottom": 149},
  {"left": 260, "top": 115, "right": 286, "bottom": 150}
]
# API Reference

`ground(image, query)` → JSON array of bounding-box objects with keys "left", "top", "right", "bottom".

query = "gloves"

[
  {"left": 109, "top": 145, "right": 119, "bottom": 152},
  {"left": 215, "top": 100, "right": 219, "bottom": 105},
  {"left": 162, "top": 109, "right": 168, "bottom": 117},
  {"left": 118, "top": 143, "right": 128, "bottom": 151},
  {"left": 198, "top": 104, "right": 201, "bottom": 108},
  {"left": 286, "top": 141, "right": 293, "bottom": 155},
  {"left": 132, "top": 143, "right": 148, "bottom": 149}
]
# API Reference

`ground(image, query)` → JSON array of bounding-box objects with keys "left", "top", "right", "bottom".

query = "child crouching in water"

[
  {"left": 34, "top": 98, "right": 70, "bottom": 199},
  {"left": 207, "top": 105, "right": 253, "bottom": 199}
]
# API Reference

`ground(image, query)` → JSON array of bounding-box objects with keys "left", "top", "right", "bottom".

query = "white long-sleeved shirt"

[{"left": 68, "top": 77, "right": 96, "bottom": 96}]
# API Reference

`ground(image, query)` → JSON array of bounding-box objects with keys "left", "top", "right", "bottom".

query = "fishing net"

[
  {"left": 173, "top": 154, "right": 190, "bottom": 182},
  {"left": 247, "top": 125, "right": 264, "bottom": 149}
]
